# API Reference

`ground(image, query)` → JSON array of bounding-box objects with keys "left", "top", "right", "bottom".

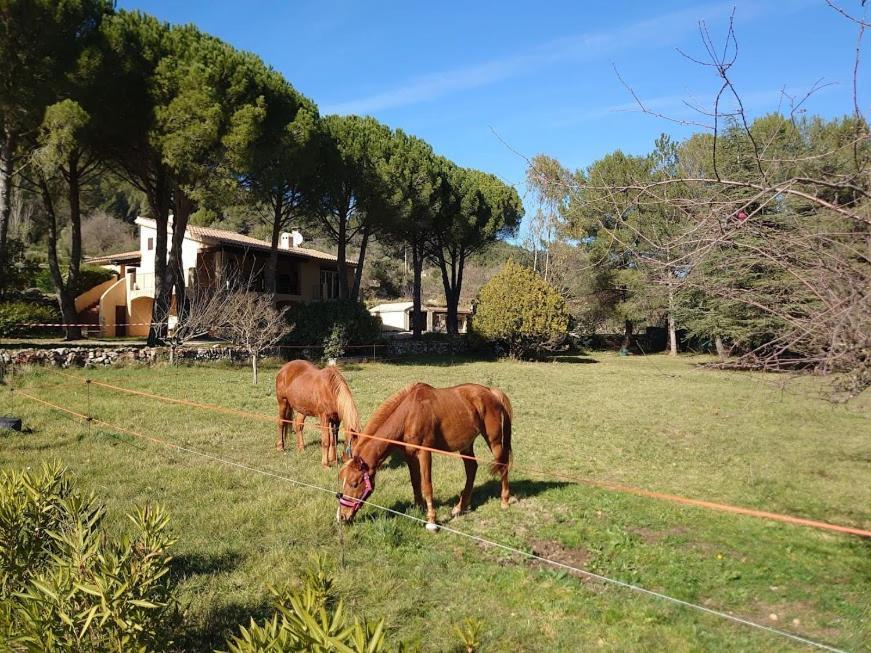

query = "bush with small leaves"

[
  {"left": 322, "top": 323, "right": 349, "bottom": 362},
  {"left": 0, "top": 301, "right": 61, "bottom": 337},
  {"left": 223, "top": 557, "right": 417, "bottom": 653},
  {"left": 0, "top": 464, "right": 177, "bottom": 652},
  {"left": 472, "top": 260, "right": 569, "bottom": 359},
  {"left": 284, "top": 300, "right": 381, "bottom": 348}
]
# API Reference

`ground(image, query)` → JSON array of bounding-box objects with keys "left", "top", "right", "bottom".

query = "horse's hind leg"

[
  {"left": 452, "top": 445, "right": 477, "bottom": 517},
  {"left": 294, "top": 414, "right": 305, "bottom": 452},
  {"left": 484, "top": 412, "right": 511, "bottom": 509},
  {"left": 276, "top": 399, "right": 290, "bottom": 452}
]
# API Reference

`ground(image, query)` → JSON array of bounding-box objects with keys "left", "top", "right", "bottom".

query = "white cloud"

[{"left": 322, "top": 1, "right": 772, "bottom": 115}]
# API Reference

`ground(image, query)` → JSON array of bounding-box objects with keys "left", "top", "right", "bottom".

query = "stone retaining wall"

[
  {"left": 0, "top": 336, "right": 473, "bottom": 369},
  {"left": 0, "top": 345, "right": 254, "bottom": 368}
]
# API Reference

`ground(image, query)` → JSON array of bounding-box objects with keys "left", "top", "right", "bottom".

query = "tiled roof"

[
  {"left": 132, "top": 217, "right": 354, "bottom": 265},
  {"left": 184, "top": 223, "right": 355, "bottom": 265},
  {"left": 84, "top": 250, "right": 142, "bottom": 265}
]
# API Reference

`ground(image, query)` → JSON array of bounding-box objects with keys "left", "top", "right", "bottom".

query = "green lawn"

[{"left": 2, "top": 354, "right": 869, "bottom": 652}]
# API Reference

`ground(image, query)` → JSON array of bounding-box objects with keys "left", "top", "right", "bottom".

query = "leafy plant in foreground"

[
  {"left": 0, "top": 463, "right": 177, "bottom": 652},
  {"left": 223, "top": 557, "right": 416, "bottom": 653}
]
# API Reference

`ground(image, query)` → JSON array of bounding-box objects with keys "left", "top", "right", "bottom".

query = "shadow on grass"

[
  {"left": 171, "top": 550, "right": 243, "bottom": 581},
  {"left": 357, "top": 478, "right": 571, "bottom": 523},
  {"left": 542, "top": 356, "right": 598, "bottom": 364},
  {"left": 377, "top": 354, "right": 490, "bottom": 368},
  {"left": 175, "top": 595, "right": 273, "bottom": 653}
]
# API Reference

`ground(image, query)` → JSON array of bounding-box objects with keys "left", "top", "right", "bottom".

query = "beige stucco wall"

[
  {"left": 97, "top": 277, "right": 128, "bottom": 337},
  {"left": 128, "top": 297, "right": 153, "bottom": 337},
  {"left": 75, "top": 278, "right": 117, "bottom": 313}
]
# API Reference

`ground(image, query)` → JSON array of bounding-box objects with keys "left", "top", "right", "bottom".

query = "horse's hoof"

[
  {"left": 276, "top": 446, "right": 285, "bottom": 453},
  {"left": 451, "top": 505, "right": 466, "bottom": 517},
  {"left": 425, "top": 522, "right": 440, "bottom": 532}
]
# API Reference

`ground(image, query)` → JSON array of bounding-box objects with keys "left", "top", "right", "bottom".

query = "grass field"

[{"left": 2, "top": 353, "right": 869, "bottom": 652}]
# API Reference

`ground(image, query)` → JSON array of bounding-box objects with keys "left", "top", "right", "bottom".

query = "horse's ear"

[{"left": 340, "top": 449, "right": 350, "bottom": 463}]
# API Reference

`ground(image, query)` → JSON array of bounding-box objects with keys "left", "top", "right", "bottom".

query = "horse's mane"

[
  {"left": 363, "top": 383, "right": 417, "bottom": 436},
  {"left": 325, "top": 367, "right": 360, "bottom": 433}
]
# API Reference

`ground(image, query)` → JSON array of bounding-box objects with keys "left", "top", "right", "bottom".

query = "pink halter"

[{"left": 337, "top": 459, "right": 373, "bottom": 517}]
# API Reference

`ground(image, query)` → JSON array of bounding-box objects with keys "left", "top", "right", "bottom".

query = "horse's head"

[{"left": 336, "top": 455, "right": 374, "bottom": 523}]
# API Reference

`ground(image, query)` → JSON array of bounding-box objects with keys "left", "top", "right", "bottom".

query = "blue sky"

[{"left": 117, "top": 0, "right": 864, "bottom": 238}]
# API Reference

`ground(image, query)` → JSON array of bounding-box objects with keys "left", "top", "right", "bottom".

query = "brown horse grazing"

[
  {"left": 275, "top": 360, "right": 360, "bottom": 467},
  {"left": 336, "top": 383, "right": 513, "bottom": 524}
]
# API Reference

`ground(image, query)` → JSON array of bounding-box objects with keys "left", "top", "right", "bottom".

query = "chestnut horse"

[
  {"left": 336, "top": 382, "right": 512, "bottom": 524},
  {"left": 275, "top": 360, "right": 360, "bottom": 467}
]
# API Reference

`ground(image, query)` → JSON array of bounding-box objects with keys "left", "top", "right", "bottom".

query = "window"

[
  {"left": 320, "top": 269, "right": 339, "bottom": 300},
  {"left": 146, "top": 237, "right": 154, "bottom": 251},
  {"left": 276, "top": 264, "right": 300, "bottom": 295}
]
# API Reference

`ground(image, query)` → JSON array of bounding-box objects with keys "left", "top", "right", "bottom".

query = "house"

[
  {"left": 77, "top": 217, "right": 355, "bottom": 337},
  {"left": 369, "top": 301, "right": 472, "bottom": 334}
]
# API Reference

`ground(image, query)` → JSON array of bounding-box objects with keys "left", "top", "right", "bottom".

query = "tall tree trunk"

[
  {"left": 621, "top": 320, "right": 634, "bottom": 353},
  {"left": 0, "top": 129, "right": 15, "bottom": 292},
  {"left": 667, "top": 286, "right": 677, "bottom": 356},
  {"left": 351, "top": 225, "right": 369, "bottom": 300},
  {"left": 436, "top": 251, "right": 453, "bottom": 332},
  {"left": 170, "top": 187, "right": 193, "bottom": 326},
  {"left": 146, "top": 170, "right": 172, "bottom": 345},
  {"left": 450, "top": 250, "right": 465, "bottom": 334},
  {"left": 336, "top": 205, "right": 349, "bottom": 300},
  {"left": 39, "top": 177, "right": 81, "bottom": 340},
  {"left": 252, "top": 354, "right": 258, "bottom": 384},
  {"left": 149, "top": 212, "right": 171, "bottom": 345},
  {"left": 65, "top": 154, "right": 83, "bottom": 299},
  {"left": 265, "top": 195, "right": 283, "bottom": 295},
  {"left": 436, "top": 246, "right": 466, "bottom": 336},
  {"left": 411, "top": 241, "right": 424, "bottom": 338},
  {"left": 715, "top": 335, "right": 727, "bottom": 361}
]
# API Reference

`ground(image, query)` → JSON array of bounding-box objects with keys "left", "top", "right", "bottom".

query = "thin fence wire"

[
  {"left": 9, "top": 385, "right": 848, "bottom": 653},
  {"left": 36, "top": 366, "right": 871, "bottom": 539}
]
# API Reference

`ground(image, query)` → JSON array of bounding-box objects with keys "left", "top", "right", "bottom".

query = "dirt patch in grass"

[
  {"left": 530, "top": 539, "right": 591, "bottom": 574},
  {"left": 750, "top": 600, "right": 843, "bottom": 644},
  {"left": 628, "top": 525, "right": 688, "bottom": 544}
]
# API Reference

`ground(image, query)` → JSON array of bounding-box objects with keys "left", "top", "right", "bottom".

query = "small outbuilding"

[{"left": 369, "top": 301, "right": 471, "bottom": 334}]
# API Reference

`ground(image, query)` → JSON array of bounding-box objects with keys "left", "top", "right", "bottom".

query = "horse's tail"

[
  {"left": 488, "top": 387, "right": 513, "bottom": 476},
  {"left": 330, "top": 369, "right": 361, "bottom": 440}
]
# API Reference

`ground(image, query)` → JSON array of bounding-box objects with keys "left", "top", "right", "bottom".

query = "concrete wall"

[
  {"left": 96, "top": 277, "right": 128, "bottom": 337},
  {"left": 75, "top": 278, "right": 118, "bottom": 313}
]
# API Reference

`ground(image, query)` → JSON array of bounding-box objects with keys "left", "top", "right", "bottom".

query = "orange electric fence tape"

[
  {"left": 8, "top": 386, "right": 850, "bottom": 653},
  {"left": 38, "top": 367, "right": 871, "bottom": 539}
]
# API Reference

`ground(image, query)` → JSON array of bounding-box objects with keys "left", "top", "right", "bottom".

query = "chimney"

[{"left": 279, "top": 230, "right": 304, "bottom": 250}]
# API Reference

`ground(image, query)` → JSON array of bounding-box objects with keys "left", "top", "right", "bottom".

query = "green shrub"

[
  {"left": 472, "top": 260, "right": 569, "bottom": 359},
  {"left": 284, "top": 300, "right": 381, "bottom": 347},
  {"left": 35, "top": 265, "right": 116, "bottom": 296},
  {"left": 322, "top": 323, "right": 349, "bottom": 362},
  {"left": 0, "top": 464, "right": 177, "bottom": 652},
  {"left": 0, "top": 301, "right": 61, "bottom": 336},
  {"left": 223, "top": 557, "right": 414, "bottom": 653},
  {"left": 1, "top": 238, "right": 41, "bottom": 292}
]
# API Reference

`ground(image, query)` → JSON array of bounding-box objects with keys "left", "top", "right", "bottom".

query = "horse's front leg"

[
  {"left": 318, "top": 416, "right": 332, "bottom": 468},
  {"left": 328, "top": 420, "right": 339, "bottom": 466},
  {"left": 276, "top": 400, "right": 290, "bottom": 452},
  {"left": 419, "top": 450, "right": 436, "bottom": 524},
  {"left": 452, "top": 446, "right": 477, "bottom": 517},
  {"left": 405, "top": 452, "right": 425, "bottom": 509}
]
